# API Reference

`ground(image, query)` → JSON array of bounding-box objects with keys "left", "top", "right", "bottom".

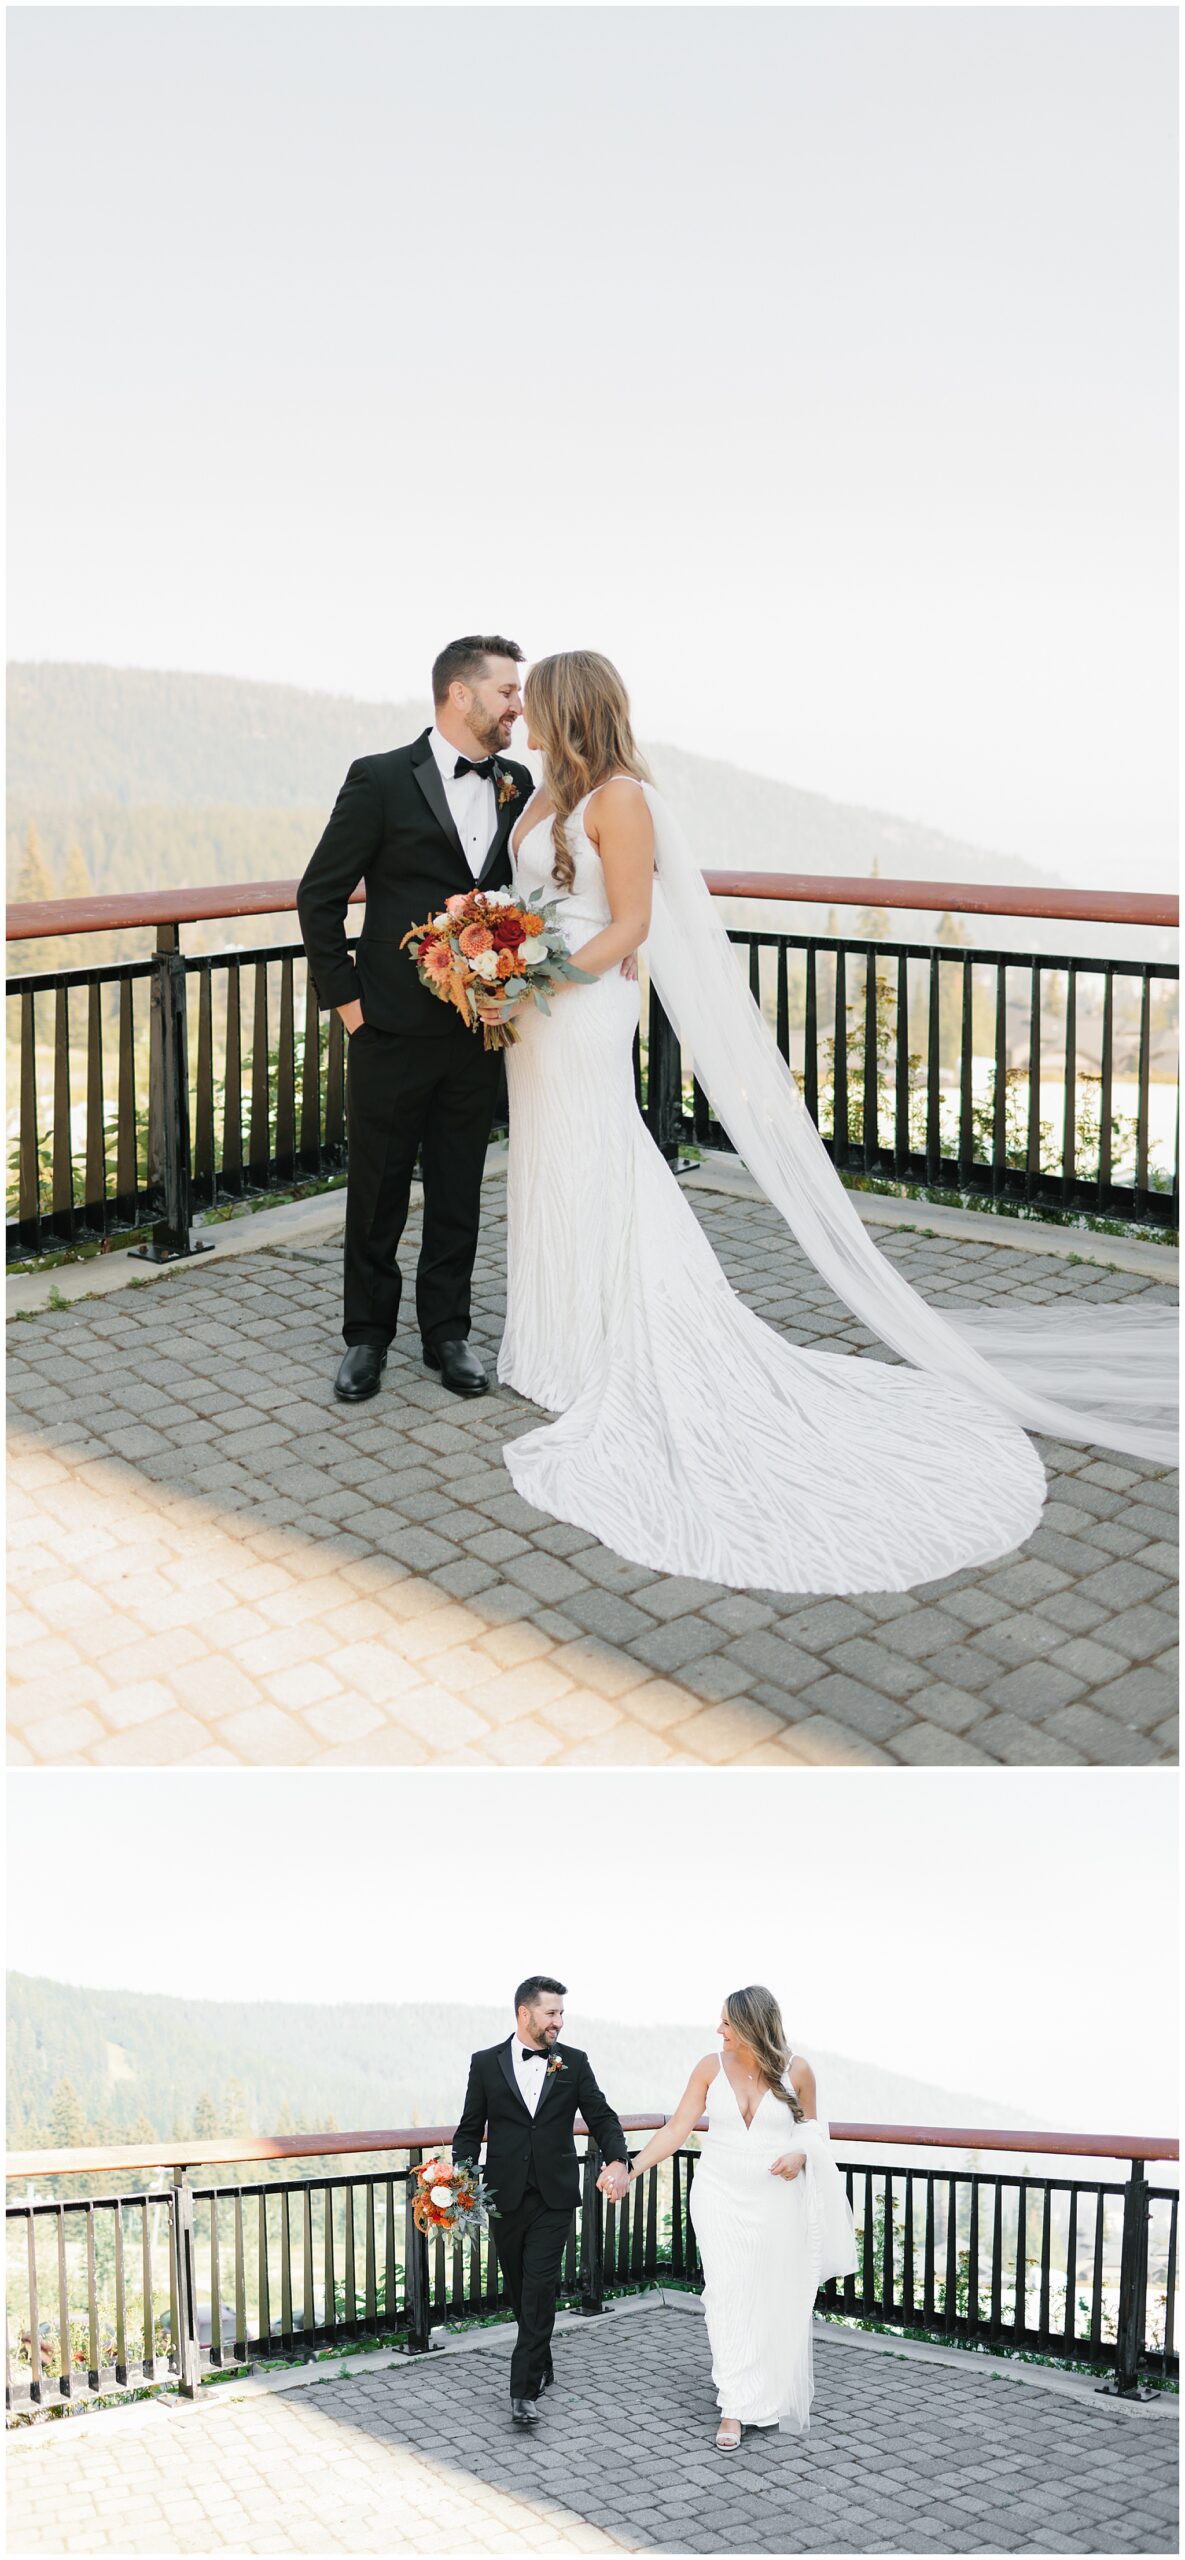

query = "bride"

[
  {"left": 496, "top": 650, "right": 1176, "bottom": 1594},
  {"left": 611, "top": 1986, "right": 856, "bottom": 2448}
]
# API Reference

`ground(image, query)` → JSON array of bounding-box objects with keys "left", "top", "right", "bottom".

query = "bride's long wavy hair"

[
  {"left": 724, "top": 1985, "right": 806, "bottom": 2120},
  {"left": 523, "top": 651, "right": 652, "bottom": 892}
]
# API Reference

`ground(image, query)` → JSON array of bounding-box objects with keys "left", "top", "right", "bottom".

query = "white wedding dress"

[
  {"left": 687, "top": 2060, "right": 857, "bottom": 2433},
  {"left": 497, "top": 783, "right": 1175, "bottom": 1593}
]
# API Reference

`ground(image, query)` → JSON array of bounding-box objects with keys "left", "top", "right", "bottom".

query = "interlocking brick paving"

[
  {"left": 6, "top": 2305, "right": 1177, "bottom": 2555},
  {"left": 7, "top": 1191, "right": 1177, "bottom": 1769}
]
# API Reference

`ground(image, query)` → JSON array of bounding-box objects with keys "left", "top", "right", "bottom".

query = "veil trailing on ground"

[{"left": 641, "top": 785, "right": 1177, "bottom": 1469}]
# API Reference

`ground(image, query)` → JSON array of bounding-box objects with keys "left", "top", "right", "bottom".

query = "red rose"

[{"left": 492, "top": 915, "right": 526, "bottom": 950}]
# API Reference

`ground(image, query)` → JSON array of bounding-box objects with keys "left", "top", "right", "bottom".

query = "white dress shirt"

[
  {"left": 510, "top": 2030, "right": 549, "bottom": 2117},
  {"left": 429, "top": 725, "right": 498, "bottom": 878}
]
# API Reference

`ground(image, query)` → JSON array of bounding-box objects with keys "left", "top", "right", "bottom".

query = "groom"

[
  {"left": 297, "top": 636, "right": 534, "bottom": 1405},
  {"left": 451, "top": 1976, "right": 630, "bottom": 2427}
]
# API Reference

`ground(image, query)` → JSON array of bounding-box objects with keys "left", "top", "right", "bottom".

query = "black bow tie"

[
  {"left": 454, "top": 754, "right": 496, "bottom": 780},
  {"left": 521, "top": 2046, "right": 551, "bottom": 2065}
]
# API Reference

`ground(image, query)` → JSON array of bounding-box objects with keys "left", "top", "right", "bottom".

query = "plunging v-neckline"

[{"left": 720, "top": 2063, "right": 768, "bottom": 2133}]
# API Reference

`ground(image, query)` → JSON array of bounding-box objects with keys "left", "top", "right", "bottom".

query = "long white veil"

[{"left": 642, "top": 785, "right": 1177, "bottom": 1469}]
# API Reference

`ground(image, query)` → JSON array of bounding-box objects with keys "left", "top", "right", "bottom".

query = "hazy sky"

[
  {"left": 7, "top": 1770, "right": 1177, "bottom": 2129},
  {"left": 7, "top": 7, "right": 1177, "bottom": 890}
]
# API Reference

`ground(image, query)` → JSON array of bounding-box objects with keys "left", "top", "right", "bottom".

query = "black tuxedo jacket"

[
  {"left": 297, "top": 731, "right": 535, "bottom": 1037},
  {"left": 451, "top": 2041, "right": 628, "bottom": 2216}
]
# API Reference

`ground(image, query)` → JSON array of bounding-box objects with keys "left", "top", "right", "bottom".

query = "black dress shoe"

[
  {"left": 510, "top": 2396, "right": 540, "bottom": 2427},
  {"left": 334, "top": 1345, "right": 387, "bottom": 1403},
  {"left": 423, "top": 1338, "right": 489, "bottom": 1398}
]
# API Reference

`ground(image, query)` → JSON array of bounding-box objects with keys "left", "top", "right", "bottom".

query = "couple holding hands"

[{"left": 452, "top": 1975, "right": 857, "bottom": 2453}]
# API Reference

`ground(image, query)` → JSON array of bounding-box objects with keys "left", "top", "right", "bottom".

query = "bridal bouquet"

[
  {"left": 401, "top": 887, "right": 593, "bottom": 1051},
  {"left": 410, "top": 2159, "right": 497, "bottom": 2240}
]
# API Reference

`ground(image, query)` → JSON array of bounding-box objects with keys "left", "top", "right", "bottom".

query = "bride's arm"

[
  {"left": 613, "top": 2057, "right": 717, "bottom": 2191},
  {"left": 565, "top": 779, "right": 654, "bottom": 980}
]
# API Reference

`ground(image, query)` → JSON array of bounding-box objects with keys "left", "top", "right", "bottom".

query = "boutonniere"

[
  {"left": 546, "top": 2054, "right": 567, "bottom": 2078},
  {"left": 495, "top": 767, "right": 520, "bottom": 809}
]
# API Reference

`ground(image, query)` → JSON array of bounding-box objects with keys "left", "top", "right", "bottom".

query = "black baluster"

[
  {"left": 194, "top": 963, "right": 215, "bottom": 1206},
  {"left": 249, "top": 960, "right": 270, "bottom": 1186},
  {"left": 275, "top": 956, "right": 296, "bottom": 1184},
  {"left": 1062, "top": 964, "right": 1077, "bottom": 1203},
  {"left": 1098, "top": 971, "right": 1114, "bottom": 1204},
  {"left": 26, "top": 2211, "right": 43, "bottom": 2403},
  {"left": 863, "top": 951, "right": 879, "bottom": 1167},
  {"left": 943, "top": 2178, "right": 959, "bottom": 2331},
  {"left": 776, "top": 943, "right": 789, "bottom": 1060},
  {"left": 1026, "top": 964, "right": 1042, "bottom": 1200},
  {"left": 895, "top": 951, "right": 909, "bottom": 1174},
  {"left": 958, "top": 958, "right": 973, "bottom": 1187},
  {"left": 992, "top": 964, "right": 1008, "bottom": 1198},
  {"left": 114, "top": 2201, "right": 128, "bottom": 2384},
  {"left": 86, "top": 2204, "right": 100, "bottom": 2390},
  {"left": 1038, "top": 2186, "right": 1053, "bottom": 2348},
  {"left": 143, "top": 2197, "right": 157, "bottom": 2378},
  {"left": 223, "top": 961, "right": 243, "bottom": 1196},
  {"left": 18, "top": 987, "right": 41, "bottom": 1251},
  {"left": 1135, "top": 970, "right": 1152, "bottom": 1215},
  {"left": 1064, "top": 2188, "right": 1079, "bottom": 2357},
  {"left": 55, "top": 2208, "right": 72, "bottom": 2399},
  {"left": 51, "top": 984, "right": 75, "bottom": 1243},
  {"left": 926, "top": 953, "right": 941, "bottom": 1185},
  {"left": 324, "top": 2182, "right": 336, "bottom": 2338},
  {"left": 833, "top": 946, "right": 849, "bottom": 1166},
  {"left": 1089, "top": 2193, "right": 1105, "bottom": 2361},
  {"left": 209, "top": 2193, "right": 222, "bottom": 2367},
  {"left": 1014, "top": 2180, "right": 1028, "bottom": 2344},
  {"left": 116, "top": 978, "right": 138, "bottom": 1225},
  {"left": 258, "top": 2194, "right": 271, "bottom": 2349},
  {"left": 804, "top": 946, "right": 819, "bottom": 1125},
  {"left": 84, "top": 981, "right": 107, "bottom": 1236},
  {"left": 233, "top": 2193, "right": 246, "bottom": 2361}
]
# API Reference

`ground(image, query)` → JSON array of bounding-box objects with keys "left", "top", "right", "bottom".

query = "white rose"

[
  {"left": 470, "top": 948, "right": 500, "bottom": 981},
  {"left": 523, "top": 942, "right": 550, "bottom": 969},
  {"left": 430, "top": 2185, "right": 453, "bottom": 2209},
  {"left": 432, "top": 913, "right": 450, "bottom": 930}
]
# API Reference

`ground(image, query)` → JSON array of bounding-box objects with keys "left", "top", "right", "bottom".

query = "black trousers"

[
  {"left": 493, "top": 2185, "right": 572, "bottom": 2400},
  {"left": 342, "top": 1019, "right": 501, "bottom": 1351}
]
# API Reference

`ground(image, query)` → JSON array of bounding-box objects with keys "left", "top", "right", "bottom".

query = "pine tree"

[
  {"left": 49, "top": 2079, "right": 88, "bottom": 2149},
  {"left": 192, "top": 2091, "right": 218, "bottom": 2138},
  {"left": 11, "top": 821, "right": 56, "bottom": 905},
  {"left": 221, "top": 2080, "right": 249, "bottom": 2138},
  {"left": 61, "top": 844, "right": 94, "bottom": 903}
]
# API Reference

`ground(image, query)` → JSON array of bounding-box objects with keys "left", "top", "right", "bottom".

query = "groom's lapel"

[
  {"left": 532, "top": 2045, "right": 567, "bottom": 2120},
  {"left": 410, "top": 731, "right": 468, "bottom": 873},
  {"left": 497, "top": 2042, "right": 530, "bottom": 2113},
  {"left": 476, "top": 767, "right": 521, "bottom": 888}
]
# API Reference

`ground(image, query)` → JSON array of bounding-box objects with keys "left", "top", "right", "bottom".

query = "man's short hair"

[
  {"left": 515, "top": 1974, "right": 566, "bottom": 2011},
  {"left": 432, "top": 634, "right": 524, "bottom": 705}
]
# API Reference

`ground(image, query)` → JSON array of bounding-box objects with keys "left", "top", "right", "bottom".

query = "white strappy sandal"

[{"left": 715, "top": 2419, "right": 742, "bottom": 2451}]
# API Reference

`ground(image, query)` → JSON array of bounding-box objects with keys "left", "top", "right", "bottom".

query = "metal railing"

[
  {"left": 6, "top": 2120, "right": 1176, "bottom": 2419},
  {"left": 6, "top": 873, "right": 1178, "bottom": 1265}
]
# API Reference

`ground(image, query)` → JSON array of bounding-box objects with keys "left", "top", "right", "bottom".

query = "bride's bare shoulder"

[{"left": 694, "top": 2052, "right": 720, "bottom": 2082}]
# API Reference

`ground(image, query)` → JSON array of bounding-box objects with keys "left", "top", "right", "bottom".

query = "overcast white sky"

[
  {"left": 7, "top": 1771, "right": 1177, "bottom": 2130},
  {"left": 7, "top": 6, "right": 1177, "bottom": 889}
]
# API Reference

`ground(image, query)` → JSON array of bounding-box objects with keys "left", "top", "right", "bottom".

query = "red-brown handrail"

[
  {"left": 6, "top": 875, "right": 1179, "bottom": 942},
  {"left": 6, "top": 2120, "right": 1178, "bottom": 2180}
]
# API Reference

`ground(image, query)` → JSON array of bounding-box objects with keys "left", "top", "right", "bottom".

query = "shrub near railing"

[{"left": 6, "top": 2121, "right": 1177, "bottom": 2420}]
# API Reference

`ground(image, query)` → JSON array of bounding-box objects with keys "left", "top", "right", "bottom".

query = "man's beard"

[{"left": 472, "top": 706, "right": 508, "bottom": 754}]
